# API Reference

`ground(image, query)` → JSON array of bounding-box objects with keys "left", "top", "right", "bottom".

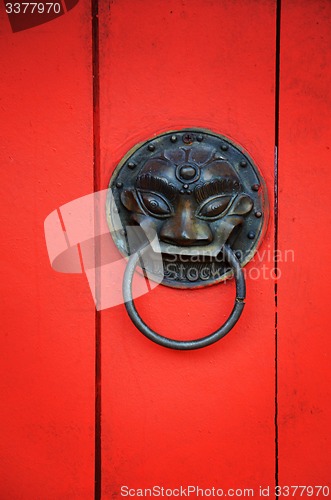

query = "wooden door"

[
  {"left": 0, "top": 1, "right": 95, "bottom": 497},
  {"left": 0, "top": 1, "right": 330, "bottom": 498},
  {"left": 98, "top": 0, "right": 276, "bottom": 495}
]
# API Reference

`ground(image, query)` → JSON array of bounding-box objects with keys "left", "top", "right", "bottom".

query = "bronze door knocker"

[{"left": 107, "top": 129, "right": 268, "bottom": 350}]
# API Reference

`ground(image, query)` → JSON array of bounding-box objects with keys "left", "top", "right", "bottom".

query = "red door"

[{"left": 0, "top": 1, "right": 330, "bottom": 498}]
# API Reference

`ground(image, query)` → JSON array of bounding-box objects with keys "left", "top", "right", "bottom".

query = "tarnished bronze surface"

[{"left": 107, "top": 129, "right": 268, "bottom": 288}]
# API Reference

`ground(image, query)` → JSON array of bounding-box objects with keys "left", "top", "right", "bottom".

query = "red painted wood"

[
  {"left": 278, "top": 0, "right": 331, "bottom": 487},
  {"left": 98, "top": 0, "right": 276, "bottom": 495},
  {"left": 3, "top": 1, "right": 329, "bottom": 495},
  {"left": 0, "top": 3, "right": 95, "bottom": 497}
]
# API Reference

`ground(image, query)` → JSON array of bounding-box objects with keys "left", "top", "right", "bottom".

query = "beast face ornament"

[{"left": 107, "top": 129, "right": 268, "bottom": 289}]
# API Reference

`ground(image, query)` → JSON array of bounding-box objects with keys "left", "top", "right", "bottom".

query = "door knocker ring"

[{"left": 107, "top": 129, "right": 268, "bottom": 350}]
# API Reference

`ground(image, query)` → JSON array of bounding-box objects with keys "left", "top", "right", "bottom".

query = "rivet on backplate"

[{"left": 182, "top": 133, "right": 194, "bottom": 144}]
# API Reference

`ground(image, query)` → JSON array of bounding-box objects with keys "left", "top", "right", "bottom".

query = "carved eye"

[
  {"left": 197, "top": 195, "right": 233, "bottom": 219},
  {"left": 138, "top": 191, "right": 172, "bottom": 217}
]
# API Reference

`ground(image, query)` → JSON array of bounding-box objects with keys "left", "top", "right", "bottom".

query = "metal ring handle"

[{"left": 123, "top": 244, "right": 246, "bottom": 350}]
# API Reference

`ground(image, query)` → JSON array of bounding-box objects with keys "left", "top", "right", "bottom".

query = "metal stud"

[
  {"left": 255, "top": 211, "right": 262, "bottom": 218},
  {"left": 148, "top": 144, "right": 155, "bottom": 151},
  {"left": 247, "top": 231, "right": 256, "bottom": 239},
  {"left": 252, "top": 184, "right": 260, "bottom": 192},
  {"left": 197, "top": 134, "right": 203, "bottom": 142},
  {"left": 116, "top": 182, "right": 123, "bottom": 188},
  {"left": 240, "top": 160, "right": 247, "bottom": 167},
  {"left": 221, "top": 144, "right": 228, "bottom": 151},
  {"left": 178, "top": 165, "right": 197, "bottom": 180},
  {"left": 128, "top": 162, "right": 136, "bottom": 169},
  {"left": 170, "top": 135, "right": 177, "bottom": 143},
  {"left": 182, "top": 133, "right": 194, "bottom": 144},
  {"left": 235, "top": 251, "right": 242, "bottom": 260}
]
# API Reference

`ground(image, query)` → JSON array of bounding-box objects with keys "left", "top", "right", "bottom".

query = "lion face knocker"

[{"left": 107, "top": 129, "right": 268, "bottom": 289}]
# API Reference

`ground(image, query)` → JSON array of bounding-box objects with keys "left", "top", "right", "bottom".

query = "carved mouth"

[
  {"left": 158, "top": 240, "right": 222, "bottom": 256},
  {"left": 147, "top": 251, "right": 232, "bottom": 288}
]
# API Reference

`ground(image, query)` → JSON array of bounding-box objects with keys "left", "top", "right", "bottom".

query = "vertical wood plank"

[
  {"left": 99, "top": 0, "right": 277, "bottom": 495},
  {"left": 0, "top": 3, "right": 95, "bottom": 497},
  {"left": 278, "top": 0, "right": 331, "bottom": 486}
]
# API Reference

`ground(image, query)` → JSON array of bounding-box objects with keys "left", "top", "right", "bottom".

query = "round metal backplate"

[{"left": 107, "top": 128, "right": 268, "bottom": 289}]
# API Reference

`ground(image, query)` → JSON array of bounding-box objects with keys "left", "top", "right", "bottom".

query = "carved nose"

[{"left": 160, "top": 213, "right": 213, "bottom": 246}]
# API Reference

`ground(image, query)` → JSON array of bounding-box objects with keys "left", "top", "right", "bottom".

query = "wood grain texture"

[
  {"left": 278, "top": 0, "right": 331, "bottom": 486},
  {"left": 0, "top": 2, "right": 95, "bottom": 497},
  {"left": 98, "top": 0, "right": 276, "bottom": 495}
]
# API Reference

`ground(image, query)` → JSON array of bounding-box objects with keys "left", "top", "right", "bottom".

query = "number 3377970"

[{"left": 5, "top": 3, "right": 61, "bottom": 14}]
